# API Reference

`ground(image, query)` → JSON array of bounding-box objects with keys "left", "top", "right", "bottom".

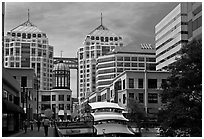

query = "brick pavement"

[{"left": 9, "top": 126, "right": 55, "bottom": 137}]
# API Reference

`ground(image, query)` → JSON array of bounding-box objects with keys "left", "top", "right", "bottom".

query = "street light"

[{"left": 102, "top": 128, "right": 105, "bottom": 137}]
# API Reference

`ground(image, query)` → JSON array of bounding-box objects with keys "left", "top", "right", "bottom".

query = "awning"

[
  {"left": 58, "top": 110, "right": 64, "bottom": 115},
  {"left": 94, "top": 123, "right": 135, "bottom": 135},
  {"left": 2, "top": 100, "right": 24, "bottom": 114}
]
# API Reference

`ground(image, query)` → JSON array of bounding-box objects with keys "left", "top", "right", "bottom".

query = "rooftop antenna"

[
  {"left": 101, "top": 12, "right": 103, "bottom": 26},
  {"left": 59, "top": 50, "right": 63, "bottom": 63},
  {"left": 28, "top": 9, "right": 30, "bottom": 22},
  {"left": 61, "top": 50, "right": 63, "bottom": 58}
]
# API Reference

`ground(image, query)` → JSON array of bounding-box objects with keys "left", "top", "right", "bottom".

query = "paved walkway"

[{"left": 9, "top": 126, "right": 55, "bottom": 137}]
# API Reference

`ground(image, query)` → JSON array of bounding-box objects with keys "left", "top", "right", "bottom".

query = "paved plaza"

[{"left": 9, "top": 126, "right": 55, "bottom": 137}]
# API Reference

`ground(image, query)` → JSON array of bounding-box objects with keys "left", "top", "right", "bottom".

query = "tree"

[
  {"left": 159, "top": 39, "right": 202, "bottom": 137},
  {"left": 127, "top": 98, "right": 146, "bottom": 132}
]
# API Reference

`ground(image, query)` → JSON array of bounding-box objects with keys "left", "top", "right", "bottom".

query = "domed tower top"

[{"left": 52, "top": 60, "right": 70, "bottom": 89}]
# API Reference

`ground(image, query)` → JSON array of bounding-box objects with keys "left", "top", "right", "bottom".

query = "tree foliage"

[
  {"left": 127, "top": 98, "right": 146, "bottom": 125},
  {"left": 159, "top": 39, "right": 202, "bottom": 137}
]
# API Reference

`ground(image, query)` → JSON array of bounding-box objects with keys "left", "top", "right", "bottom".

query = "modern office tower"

[
  {"left": 39, "top": 60, "right": 72, "bottom": 120},
  {"left": 77, "top": 15, "right": 123, "bottom": 103},
  {"left": 187, "top": 2, "right": 202, "bottom": 41},
  {"left": 155, "top": 3, "right": 188, "bottom": 71},
  {"left": 3, "top": 13, "right": 54, "bottom": 90},
  {"left": 96, "top": 43, "right": 156, "bottom": 91}
]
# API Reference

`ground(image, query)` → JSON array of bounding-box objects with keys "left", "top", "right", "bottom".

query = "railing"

[{"left": 54, "top": 121, "right": 97, "bottom": 137}]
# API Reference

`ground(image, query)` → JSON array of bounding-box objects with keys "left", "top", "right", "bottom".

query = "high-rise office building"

[
  {"left": 3, "top": 13, "right": 54, "bottom": 90},
  {"left": 187, "top": 2, "right": 202, "bottom": 41},
  {"left": 155, "top": 3, "right": 188, "bottom": 71},
  {"left": 77, "top": 14, "right": 123, "bottom": 104},
  {"left": 155, "top": 2, "right": 202, "bottom": 71},
  {"left": 96, "top": 43, "right": 156, "bottom": 91}
]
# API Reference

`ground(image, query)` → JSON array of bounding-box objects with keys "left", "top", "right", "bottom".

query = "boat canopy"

[
  {"left": 88, "top": 102, "right": 124, "bottom": 110},
  {"left": 94, "top": 123, "right": 135, "bottom": 135},
  {"left": 91, "top": 113, "right": 128, "bottom": 121}
]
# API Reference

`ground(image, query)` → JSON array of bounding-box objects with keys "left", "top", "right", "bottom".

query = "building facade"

[
  {"left": 84, "top": 70, "right": 170, "bottom": 119},
  {"left": 155, "top": 3, "right": 188, "bottom": 71},
  {"left": 5, "top": 68, "right": 38, "bottom": 120},
  {"left": 155, "top": 2, "right": 202, "bottom": 71},
  {"left": 187, "top": 2, "right": 202, "bottom": 41},
  {"left": 2, "top": 68, "right": 24, "bottom": 136},
  {"left": 39, "top": 61, "right": 72, "bottom": 120},
  {"left": 77, "top": 17, "right": 123, "bottom": 105},
  {"left": 96, "top": 43, "right": 156, "bottom": 91},
  {"left": 3, "top": 15, "right": 54, "bottom": 90}
]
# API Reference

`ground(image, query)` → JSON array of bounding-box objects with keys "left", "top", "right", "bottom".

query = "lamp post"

[
  {"left": 102, "top": 128, "right": 105, "bottom": 137},
  {"left": 37, "top": 80, "right": 39, "bottom": 119}
]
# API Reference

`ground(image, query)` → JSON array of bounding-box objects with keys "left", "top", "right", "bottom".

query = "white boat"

[{"left": 88, "top": 102, "right": 136, "bottom": 137}]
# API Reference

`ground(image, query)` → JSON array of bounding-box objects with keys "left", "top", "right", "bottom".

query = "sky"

[{"left": 4, "top": 1, "right": 179, "bottom": 98}]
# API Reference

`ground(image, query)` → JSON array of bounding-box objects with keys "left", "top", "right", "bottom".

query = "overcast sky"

[{"left": 4, "top": 2, "right": 179, "bottom": 98}]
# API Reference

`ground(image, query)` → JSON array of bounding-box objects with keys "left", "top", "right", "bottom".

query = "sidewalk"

[{"left": 9, "top": 126, "right": 55, "bottom": 137}]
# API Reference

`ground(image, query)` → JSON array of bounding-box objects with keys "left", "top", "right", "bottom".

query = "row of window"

[
  {"left": 5, "top": 37, "right": 47, "bottom": 44},
  {"left": 156, "top": 22, "right": 188, "bottom": 43},
  {"left": 156, "top": 39, "right": 188, "bottom": 59},
  {"left": 41, "top": 103, "right": 71, "bottom": 111},
  {"left": 41, "top": 95, "right": 71, "bottom": 101},
  {"left": 123, "top": 93, "right": 158, "bottom": 104},
  {"left": 8, "top": 32, "right": 47, "bottom": 39},
  {"left": 156, "top": 30, "right": 188, "bottom": 51},
  {"left": 5, "top": 47, "right": 53, "bottom": 58},
  {"left": 156, "top": 13, "right": 187, "bottom": 36},
  {"left": 87, "top": 35, "right": 122, "bottom": 42}
]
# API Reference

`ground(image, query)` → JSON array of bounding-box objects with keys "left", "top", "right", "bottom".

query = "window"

[
  {"left": 117, "top": 62, "right": 123, "bottom": 67},
  {"left": 138, "top": 79, "right": 143, "bottom": 88},
  {"left": 67, "top": 104, "right": 70, "bottom": 110},
  {"left": 124, "top": 57, "right": 130, "bottom": 61},
  {"left": 131, "top": 57, "right": 137, "bottom": 61},
  {"left": 132, "top": 63, "right": 137, "bottom": 67},
  {"left": 129, "top": 93, "right": 134, "bottom": 99},
  {"left": 21, "top": 76, "right": 27, "bottom": 87},
  {"left": 41, "top": 104, "right": 51, "bottom": 110},
  {"left": 129, "top": 78, "right": 134, "bottom": 88},
  {"left": 123, "top": 79, "right": 125, "bottom": 90},
  {"left": 38, "top": 34, "right": 41, "bottom": 38},
  {"left": 17, "top": 33, "right": 21, "bottom": 37},
  {"left": 59, "top": 104, "right": 64, "bottom": 110},
  {"left": 139, "top": 57, "right": 144, "bottom": 61},
  {"left": 52, "top": 95, "right": 56, "bottom": 101},
  {"left": 117, "top": 57, "right": 123, "bottom": 61},
  {"left": 22, "top": 33, "right": 26, "bottom": 39},
  {"left": 148, "top": 93, "right": 158, "bottom": 103},
  {"left": 5, "top": 48, "right": 9, "bottom": 56},
  {"left": 10, "top": 48, "right": 13, "bottom": 55},
  {"left": 139, "top": 93, "right": 144, "bottom": 103},
  {"left": 123, "top": 94, "right": 126, "bottom": 104},
  {"left": 59, "top": 95, "right": 64, "bottom": 101},
  {"left": 42, "top": 95, "right": 51, "bottom": 101},
  {"left": 15, "top": 47, "right": 20, "bottom": 56},
  {"left": 16, "top": 62, "right": 20, "bottom": 67},
  {"left": 124, "top": 63, "right": 130, "bottom": 67},
  {"left": 67, "top": 95, "right": 70, "bottom": 101},
  {"left": 148, "top": 79, "right": 157, "bottom": 89},
  {"left": 139, "top": 63, "right": 145, "bottom": 67}
]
